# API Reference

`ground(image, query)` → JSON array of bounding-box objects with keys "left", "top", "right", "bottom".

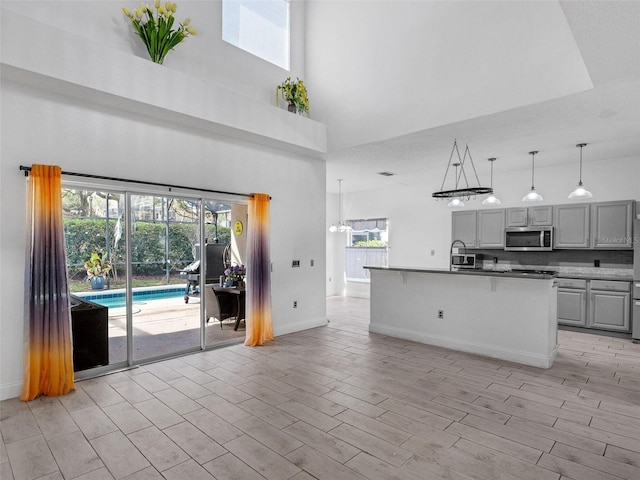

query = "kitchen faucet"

[{"left": 449, "top": 239, "right": 467, "bottom": 271}]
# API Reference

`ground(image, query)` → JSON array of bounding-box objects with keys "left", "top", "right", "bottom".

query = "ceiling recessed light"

[{"left": 377, "top": 171, "right": 396, "bottom": 177}]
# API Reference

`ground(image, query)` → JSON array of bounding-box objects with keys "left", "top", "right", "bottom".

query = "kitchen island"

[{"left": 365, "top": 266, "right": 558, "bottom": 368}]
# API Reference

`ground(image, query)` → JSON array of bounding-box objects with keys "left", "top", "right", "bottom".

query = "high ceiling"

[{"left": 305, "top": 1, "right": 640, "bottom": 194}]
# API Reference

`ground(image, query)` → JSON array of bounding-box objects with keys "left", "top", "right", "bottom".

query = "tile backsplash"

[{"left": 474, "top": 249, "right": 633, "bottom": 274}]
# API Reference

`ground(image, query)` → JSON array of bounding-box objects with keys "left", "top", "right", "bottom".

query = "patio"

[{"left": 87, "top": 295, "right": 245, "bottom": 367}]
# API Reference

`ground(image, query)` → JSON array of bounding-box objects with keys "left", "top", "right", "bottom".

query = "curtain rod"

[{"left": 19, "top": 166, "right": 267, "bottom": 199}]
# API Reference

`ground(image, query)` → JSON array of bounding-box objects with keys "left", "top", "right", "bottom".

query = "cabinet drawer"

[
  {"left": 590, "top": 280, "right": 630, "bottom": 292},
  {"left": 555, "top": 278, "right": 587, "bottom": 289}
]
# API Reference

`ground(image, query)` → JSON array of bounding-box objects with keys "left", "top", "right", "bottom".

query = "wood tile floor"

[{"left": 2, "top": 295, "right": 640, "bottom": 479}]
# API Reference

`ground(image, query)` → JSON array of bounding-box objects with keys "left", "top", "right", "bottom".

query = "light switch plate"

[{"left": 292, "top": 260, "right": 300, "bottom": 267}]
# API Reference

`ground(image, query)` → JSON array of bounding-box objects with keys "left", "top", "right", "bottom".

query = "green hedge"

[{"left": 64, "top": 218, "right": 230, "bottom": 279}]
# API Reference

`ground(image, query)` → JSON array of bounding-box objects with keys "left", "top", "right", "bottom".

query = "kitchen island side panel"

[{"left": 368, "top": 269, "right": 558, "bottom": 368}]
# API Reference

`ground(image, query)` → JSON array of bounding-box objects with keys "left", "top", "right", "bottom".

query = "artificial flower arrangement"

[
  {"left": 224, "top": 264, "right": 246, "bottom": 280},
  {"left": 224, "top": 264, "right": 246, "bottom": 287},
  {"left": 276, "top": 77, "right": 310, "bottom": 116},
  {"left": 122, "top": 1, "right": 198, "bottom": 65},
  {"left": 85, "top": 249, "right": 113, "bottom": 279}
]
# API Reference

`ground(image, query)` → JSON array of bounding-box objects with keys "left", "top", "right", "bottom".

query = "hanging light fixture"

[
  {"left": 329, "top": 179, "right": 352, "bottom": 233},
  {"left": 482, "top": 158, "right": 501, "bottom": 206},
  {"left": 446, "top": 163, "right": 465, "bottom": 208},
  {"left": 568, "top": 143, "right": 593, "bottom": 199},
  {"left": 433, "top": 140, "right": 493, "bottom": 203},
  {"left": 522, "top": 150, "right": 544, "bottom": 202}
]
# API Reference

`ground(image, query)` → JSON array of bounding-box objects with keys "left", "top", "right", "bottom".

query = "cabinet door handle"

[{"left": 636, "top": 301, "right": 640, "bottom": 306}]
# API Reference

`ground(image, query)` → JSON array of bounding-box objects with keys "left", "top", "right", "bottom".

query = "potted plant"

[
  {"left": 276, "top": 77, "right": 310, "bottom": 116},
  {"left": 122, "top": 0, "right": 198, "bottom": 65},
  {"left": 85, "top": 249, "right": 113, "bottom": 290}
]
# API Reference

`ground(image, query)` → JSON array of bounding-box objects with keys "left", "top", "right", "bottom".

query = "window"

[
  {"left": 345, "top": 218, "right": 388, "bottom": 282},
  {"left": 222, "top": 0, "right": 290, "bottom": 69}
]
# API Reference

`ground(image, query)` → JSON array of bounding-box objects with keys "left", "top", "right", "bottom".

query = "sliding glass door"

[
  {"left": 63, "top": 184, "right": 246, "bottom": 376},
  {"left": 129, "top": 194, "right": 202, "bottom": 361}
]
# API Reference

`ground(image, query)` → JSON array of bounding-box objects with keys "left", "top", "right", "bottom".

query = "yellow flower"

[
  {"left": 158, "top": 5, "right": 165, "bottom": 15},
  {"left": 133, "top": 8, "right": 141, "bottom": 17},
  {"left": 171, "top": 2, "right": 177, "bottom": 13},
  {"left": 155, "top": 0, "right": 160, "bottom": 8},
  {"left": 122, "top": 6, "right": 131, "bottom": 17},
  {"left": 186, "top": 26, "right": 198, "bottom": 35},
  {"left": 183, "top": 18, "right": 190, "bottom": 26}
]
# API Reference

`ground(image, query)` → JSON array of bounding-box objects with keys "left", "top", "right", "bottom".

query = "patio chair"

[{"left": 205, "top": 286, "right": 238, "bottom": 329}]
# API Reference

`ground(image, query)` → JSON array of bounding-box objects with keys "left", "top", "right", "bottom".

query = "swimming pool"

[{"left": 77, "top": 286, "right": 186, "bottom": 309}]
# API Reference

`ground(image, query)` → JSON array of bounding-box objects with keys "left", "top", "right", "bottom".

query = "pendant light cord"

[{"left": 529, "top": 151, "right": 538, "bottom": 189}]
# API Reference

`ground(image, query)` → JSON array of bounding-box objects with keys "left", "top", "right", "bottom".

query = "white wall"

[
  {"left": 0, "top": 1, "right": 326, "bottom": 400},
  {"left": 328, "top": 155, "right": 640, "bottom": 299},
  {"left": 0, "top": 0, "right": 306, "bottom": 107}
]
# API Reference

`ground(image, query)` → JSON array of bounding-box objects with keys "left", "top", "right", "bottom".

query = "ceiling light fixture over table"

[
  {"left": 433, "top": 140, "right": 493, "bottom": 206},
  {"left": 568, "top": 143, "right": 593, "bottom": 200},
  {"left": 522, "top": 150, "right": 544, "bottom": 202},
  {"left": 329, "top": 178, "right": 352, "bottom": 233}
]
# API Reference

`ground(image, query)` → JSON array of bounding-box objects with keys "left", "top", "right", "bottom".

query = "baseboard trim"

[
  {"left": 369, "top": 324, "right": 557, "bottom": 369},
  {"left": 274, "top": 316, "right": 327, "bottom": 336}
]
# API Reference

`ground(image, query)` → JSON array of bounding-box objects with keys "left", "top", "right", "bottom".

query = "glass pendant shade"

[
  {"left": 569, "top": 143, "right": 592, "bottom": 199},
  {"left": 447, "top": 197, "right": 465, "bottom": 208},
  {"left": 482, "top": 194, "right": 501, "bottom": 205},
  {"left": 522, "top": 188, "right": 544, "bottom": 202},
  {"left": 568, "top": 184, "right": 593, "bottom": 199},
  {"left": 523, "top": 151, "right": 543, "bottom": 203},
  {"left": 482, "top": 158, "right": 501, "bottom": 205}
]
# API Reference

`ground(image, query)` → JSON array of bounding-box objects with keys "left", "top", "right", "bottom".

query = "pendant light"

[
  {"left": 522, "top": 151, "right": 544, "bottom": 202},
  {"left": 329, "top": 179, "right": 352, "bottom": 233},
  {"left": 482, "top": 158, "right": 501, "bottom": 205},
  {"left": 568, "top": 143, "right": 593, "bottom": 199},
  {"left": 447, "top": 163, "right": 465, "bottom": 208}
]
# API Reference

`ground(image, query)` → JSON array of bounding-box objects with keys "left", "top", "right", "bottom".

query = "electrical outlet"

[
  {"left": 293, "top": 301, "right": 297, "bottom": 308},
  {"left": 594, "top": 259, "right": 600, "bottom": 267},
  {"left": 310, "top": 259, "right": 314, "bottom": 266},
  {"left": 292, "top": 260, "right": 300, "bottom": 267},
  {"left": 430, "top": 249, "right": 435, "bottom": 256},
  {"left": 438, "top": 310, "right": 444, "bottom": 319}
]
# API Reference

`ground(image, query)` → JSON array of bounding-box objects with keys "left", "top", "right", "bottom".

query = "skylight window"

[{"left": 222, "top": 0, "right": 290, "bottom": 70}]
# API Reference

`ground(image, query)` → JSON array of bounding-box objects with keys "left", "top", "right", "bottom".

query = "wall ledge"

[{"left": 0, "top": 9, "right": 327, "bottom": 156}]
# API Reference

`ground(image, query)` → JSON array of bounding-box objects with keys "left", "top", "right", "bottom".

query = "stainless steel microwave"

[
  {"left": 451, "top": 253, "right": 479, "bottom": 269},
  {"left": 505, "top": 227, "right": 553, "bottom": 251}
]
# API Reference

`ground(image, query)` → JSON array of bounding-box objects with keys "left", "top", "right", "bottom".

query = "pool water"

[{"left": 78, "top": 287, "right": 185, "bottom": 309}]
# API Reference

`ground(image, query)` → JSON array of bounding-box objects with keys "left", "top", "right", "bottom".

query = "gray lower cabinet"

[
  {"left": 588, "top": 280, "right": 631, "bottom": 331},
  {"left": 557, "top": 278, "right": 631, "bottom": 332},
  {"left": 557, "top": 278, "right": 587, "bottom": 327},
  {"left": 558, "top": 289, "right": 587, "bottom": 326}
]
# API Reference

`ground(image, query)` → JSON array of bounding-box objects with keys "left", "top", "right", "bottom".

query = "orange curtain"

[
  {"left": 245, "top": 193, "right": 273, "bottom": 346},
  {"left": 21, "top": 164, "right": 75, "bottom": 401}
]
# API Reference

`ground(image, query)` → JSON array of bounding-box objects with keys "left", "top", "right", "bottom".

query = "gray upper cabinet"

[
  {"left": 451, "top": 211, "right": 478, "bottom": 248},
  {"left": 554, "top": 204, "right": 590, "bottom": 248},
  {"left": 529, "top": 206, "right": 553, "bottom": 226},
  {"left": 506, "top": 206, "right": 552, "bottom": 227},
  {"left": 506, "top": 208, "right": 527, "bottom": 227},
  {"left": 590, "top": 200, "right": 634, "bottom": 249},
  {"left": 477, "top": 210, "right": 505, "bottom": 248}
]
